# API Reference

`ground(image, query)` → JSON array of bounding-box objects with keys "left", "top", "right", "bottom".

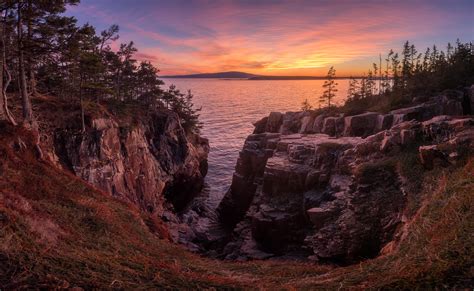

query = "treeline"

[
  {"left": 0, "top": 0, "right": 201, "bottom": 133},
  {"left": 312, "top": 40, "right": 474, "bottom": 112}
]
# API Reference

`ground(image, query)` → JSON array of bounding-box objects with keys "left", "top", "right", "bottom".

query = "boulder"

[
  {"left": 311, "top": 114, "right": 326, "bottom": 133},
  {"left": 418, "top": 145, "right": 447, "bottom": 169},
  {"left": 253, "top": 116, "right": 268, "bottom": 134},
  {"left": 280, "top": 112, "right": 300, "bottom": 134},
  {"left": 400, "top": 129, "right": 418, "bottom": 145},
  {"left": 299, "top": 115, "right": 315, "bottom": 133},
  {"left": 322, "top": 117, "right": 336, "bottom": 136},
  {"left": 266, "top": 112, "right": 283, "bottom": 133},
  {"left": 376, "top": 114, "right": 394, "bottom": 131},
  {"left": 343, "top": 112, "right": 380, "bottom": 137},
  {"left": 307, "top": 204, "right": 339, "bottom": 229},
  {"left": 313, "top": 116, "right": 344, "bottom": 136},
  {"left": 251, "top": 205, "right": 308, "bottom": 254}
]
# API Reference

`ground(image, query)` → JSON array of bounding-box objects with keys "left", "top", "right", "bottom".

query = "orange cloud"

[{"left": 69, "top": 0, "right": 473, "bottom": 76}]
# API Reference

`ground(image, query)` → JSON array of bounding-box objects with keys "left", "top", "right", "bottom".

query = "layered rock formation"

[
  {"left": 217, "top": 89, "right": 473, "bottom": 262},
  {"left": 41, "top": 108, "right": 209, "bottom": 217}
]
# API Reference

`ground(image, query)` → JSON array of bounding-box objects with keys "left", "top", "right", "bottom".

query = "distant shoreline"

[{"left": 161, "top": 76, "right": 370, "bottom": 80}]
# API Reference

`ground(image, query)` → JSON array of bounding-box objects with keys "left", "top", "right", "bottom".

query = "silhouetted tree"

[
  {"left": 319, "top": 66, "right": 338, "bottom": 108},
  {"left": 347, "top": 76, "right": 360, "bottom": 101},
  {"left": 301, "top": 98, "right": 312, "bottom": 111}
]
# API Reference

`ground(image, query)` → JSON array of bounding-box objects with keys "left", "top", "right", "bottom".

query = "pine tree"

[
  {"left": 391, "top": 52, "right": 401, "bottom": 91},
  {"left": 366, "top": 69, "right": 375, "bottom": 97},
  {"left": 171, "top": 89, "right": 202, "bottom": 133},
  {"left": 347, "top": 76, "right": 360, "bottom": 101},
  {"left": 319, "top": 66, "right": 338, "bottom": 108},
  {"left": 301, "top": 98, "right": 312, "bottom": 111}
]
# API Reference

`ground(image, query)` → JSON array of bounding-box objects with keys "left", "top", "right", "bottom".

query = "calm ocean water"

[{"left": 163, "top": 78, "right": 351, "bottom": 208}]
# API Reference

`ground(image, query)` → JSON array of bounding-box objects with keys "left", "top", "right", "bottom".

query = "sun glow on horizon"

[{"left": 67, "top": 0, "right": 474, "bottom": 76}]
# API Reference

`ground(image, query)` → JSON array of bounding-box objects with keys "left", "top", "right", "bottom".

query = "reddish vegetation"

[{"left": 0, "top": 121, "right": 472, "bottom": 288}]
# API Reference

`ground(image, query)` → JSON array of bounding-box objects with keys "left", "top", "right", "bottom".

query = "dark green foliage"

[
  {"left": 0, "top": 0, "right": 202, "bottom": 133},
  {"left": 168, "top": 86, "right": 202, "bottom": 133},
  {"left": 343, "top": 40, "right": 474, "bottom": 113}
]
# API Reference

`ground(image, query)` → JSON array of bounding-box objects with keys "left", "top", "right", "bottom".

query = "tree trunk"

[
  {"left": 0, "top": 22, "right": 6, "bottom": 121},
  {"left": 26, "top": 0, "right": 37, "bottom": 96},
  {"left": 80, "top": 75, "right": 85, "bottom": 132},
  {"left": 17, "top": 3, "right": 33, "bottom": 124},
  {"left": 0, "top": 10, "right": 16, "bottom": 125}
]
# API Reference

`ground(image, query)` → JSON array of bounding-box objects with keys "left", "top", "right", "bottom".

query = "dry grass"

[{"left": 0, "top": 123, "right": 472, "bottom": 289}]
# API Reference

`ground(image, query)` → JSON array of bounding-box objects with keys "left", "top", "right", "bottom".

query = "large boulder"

[
  {"left": 311, "top": 114, "right": 326, "bottom": 133},
  {"left": 299, "top": 115, "right": 315, "bottom": 133},
  {"left": 376, "top": 114, "right": 394, "bottom": 131},
  {"left": 280, "top": 112, "right": 302, "bottom": 134},
  {"left": 266, "top": 112, "right": 283, "bottom": 133},
  {"left": 343, "top": 112, "right": 380, "bottom": 137},
  {"left": 322, "top": 116, "right": 344, "bottom": 136}
]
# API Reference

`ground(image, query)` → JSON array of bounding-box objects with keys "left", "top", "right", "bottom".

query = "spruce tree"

[
  {"left": 319, "top": 66, "right": 338, "bottom": 108},
  {"left": 301, "top": 98, "right": 312, "bottom": 111}
]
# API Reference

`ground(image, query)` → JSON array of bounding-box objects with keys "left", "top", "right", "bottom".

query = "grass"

[{"left": 0, "top": 124, "right": 472, "bottom": 289}]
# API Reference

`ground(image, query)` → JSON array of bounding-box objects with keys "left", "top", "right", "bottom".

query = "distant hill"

[
  {"left": 162, "top": 71, "right": 360, "bottom": 80},
  {"left": 249, "top": 75, "right": 327, "bottom": 80},
  {"left": 161, "top": 71, "right": 259, "bottom": 79}
]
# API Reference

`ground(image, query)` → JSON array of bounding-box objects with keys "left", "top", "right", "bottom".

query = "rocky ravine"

[
  {"left": 217, "top": 88, "right": 474, "bottom": 262},
  {"left": 38, "top": 108, "right": 209, "bottom": 241}
]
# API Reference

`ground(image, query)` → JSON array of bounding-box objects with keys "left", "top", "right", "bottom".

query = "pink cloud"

[{"left": 70, "top": 0, "right": 471, "bottom": 75}]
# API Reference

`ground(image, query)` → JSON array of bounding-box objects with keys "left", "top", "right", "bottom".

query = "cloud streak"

[{"left": 67, "top": 0, "right": 474, "bottom": 75}]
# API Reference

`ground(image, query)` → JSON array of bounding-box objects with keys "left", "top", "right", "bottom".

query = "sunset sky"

[{"left": 67, "top": 0, "right": 474, "bottom": 76}]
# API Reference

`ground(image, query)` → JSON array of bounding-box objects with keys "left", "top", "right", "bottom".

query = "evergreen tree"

[
  {"left": 365, "top": 69, "right": 375, "bottom": 97},
  {"left": 319, "top": 66, "right": 338, "bottom": 108},
  {"left": 347, "top": 76, "right": 360, "bottom": 101},
  {"left": 170, "top": 89, "right": 202, "bottom": 133},
  {"left": 301, "top": 98, "right": 312, "bottom": 111}
]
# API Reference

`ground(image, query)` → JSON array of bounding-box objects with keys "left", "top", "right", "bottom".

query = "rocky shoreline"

[
  {"left": 28, "top": 88, "right": 473, "bottom": 264},
  {"left": 214, "top": 88, "right": 473, "bottom": 262}
]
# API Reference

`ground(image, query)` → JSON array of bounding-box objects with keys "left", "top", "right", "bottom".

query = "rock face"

[
  {"left": 48, "top": 111, "right": 209, "bottom": 215},
  {"left": 217, "top": 91, "right": 473, "bottom": 262}
]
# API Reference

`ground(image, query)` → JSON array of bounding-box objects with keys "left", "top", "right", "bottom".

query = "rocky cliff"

[
  {"left": 34, "top": 99, "right": 209, "bottom": 220},
  {"left": 217, "top": 88, "right": 474, "bottom": 262}
]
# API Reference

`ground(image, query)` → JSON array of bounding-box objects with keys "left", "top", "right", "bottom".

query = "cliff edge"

[{"left": 217, "top": 87, "right": 474, "bottom": 263}]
